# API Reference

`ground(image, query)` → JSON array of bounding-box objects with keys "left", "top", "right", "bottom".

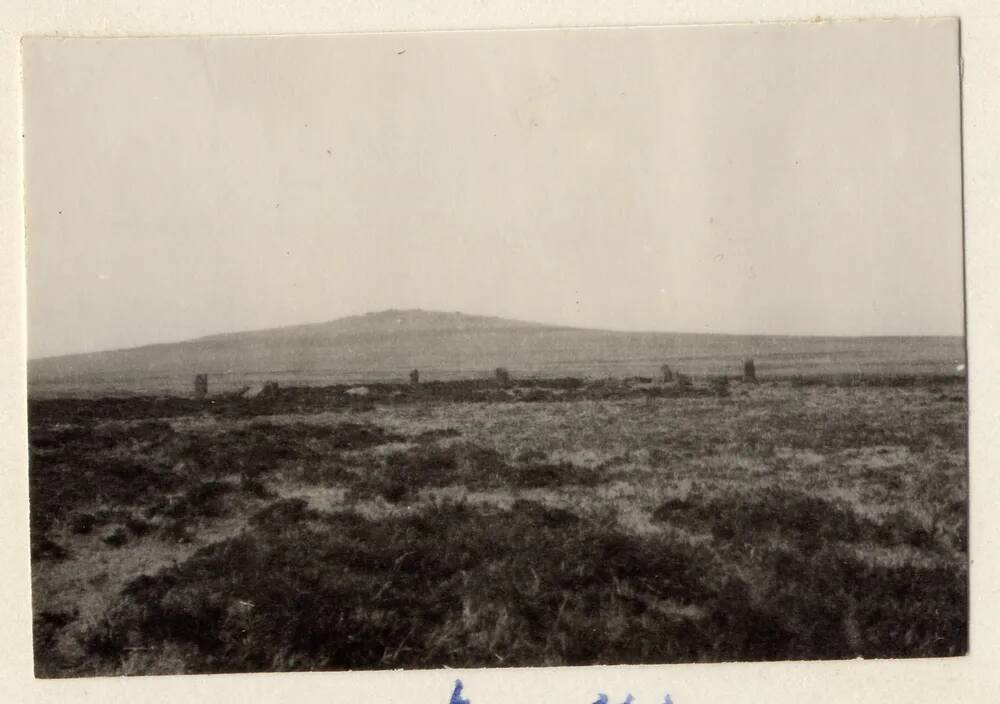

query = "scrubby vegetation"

[
  {"left": 71, "top": 497, "right": 965, "bottom": 674},
  {"left": 77, "top": 501, "right": 746, "bottom": 671},
  {"left": 350, "top": 442, "right": 608, "bottom": 503},
  {"left": 652, "top": 487, "right": 937, "bottom": 550},
  {"left": 27, "top": 374, "right": 967, "bottom": 677}
]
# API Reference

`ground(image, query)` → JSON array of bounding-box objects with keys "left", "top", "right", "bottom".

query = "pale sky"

[{"left": 23, "top": 20, "right": 963, "bottom": 359}]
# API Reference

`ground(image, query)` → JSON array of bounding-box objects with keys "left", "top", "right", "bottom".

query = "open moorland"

[
  {"left": 27, "top": 310, "right": 966, "bottom": 398},
  {"left": 29, "top": 372, "right": 967, "bottom": 676}
]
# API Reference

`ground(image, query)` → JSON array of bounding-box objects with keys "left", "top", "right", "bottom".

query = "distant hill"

[{"left": 27, "top": 309, "right": 965, "bottom": 398}]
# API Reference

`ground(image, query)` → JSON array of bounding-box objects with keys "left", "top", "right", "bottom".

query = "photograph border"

[{"left": 3, "top": 3, "right": 997, "bottom": 703}]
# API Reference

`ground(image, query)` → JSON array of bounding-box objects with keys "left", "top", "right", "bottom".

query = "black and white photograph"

[{"left": 22, "top": 19, "right": 967, "bottom": 679}]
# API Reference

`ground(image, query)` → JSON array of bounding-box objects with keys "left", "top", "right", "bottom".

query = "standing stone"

[
  {"left": 660, "top": 364, "right": 674, "bottom": 383},
  {"left": 409, "top": 369, "right": 420, "bottom": 385},
  {"left": 713, "top": 376, "right": 731, "bottom": 397},
  {"left": 242, "top": 380, "right": 278, "bottom": 400},
  {"left": 494, "top": 367, "right": 511, "bottom": 386},
  {"left": 241, "top": 384, "right": 265, "bottom": 399},
  {"left": 743, "top": 358, "right": 758, "bottom": 383},
  {"left": 194, "top": 374, "right": 208, "bottom": 399}
]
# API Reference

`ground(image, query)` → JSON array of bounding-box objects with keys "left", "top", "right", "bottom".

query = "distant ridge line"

[{"left": 29, "top": 308, "right": 962, "bottom": 363}]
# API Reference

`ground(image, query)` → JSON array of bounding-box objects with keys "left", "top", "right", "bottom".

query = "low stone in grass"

[{"left": 102, "top": 526, "right": 129, "bottom": 548}]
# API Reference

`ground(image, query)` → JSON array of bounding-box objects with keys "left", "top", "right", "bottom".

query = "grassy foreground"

[{"left": 28, "top": 375, "right": 967, "bottom": 676}]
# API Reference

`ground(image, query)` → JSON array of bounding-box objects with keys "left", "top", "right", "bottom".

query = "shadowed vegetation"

[
  {"left": 79, "top": 499, "right": 964, "bottom": 674},
  {"left": 653, "top": 487, "right": 938, "bottom": 551}
]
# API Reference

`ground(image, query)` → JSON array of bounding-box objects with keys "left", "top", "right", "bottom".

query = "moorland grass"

[
  {"left": 81, "top": 497, "right": 965, "bottom": 674},
  {"left": 349, "top": 442, "right": 607, "bottom": 502},
  {"left": 27, "top": 374, "right": 968, "bottom": 676}
]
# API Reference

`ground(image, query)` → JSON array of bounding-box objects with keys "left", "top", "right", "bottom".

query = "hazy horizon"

[
  {"left": 27, "top": 306, "right": 965, "bottom": 362},
  {"left": 24, "top": 21, "right": 964, "bottom": 358}
]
